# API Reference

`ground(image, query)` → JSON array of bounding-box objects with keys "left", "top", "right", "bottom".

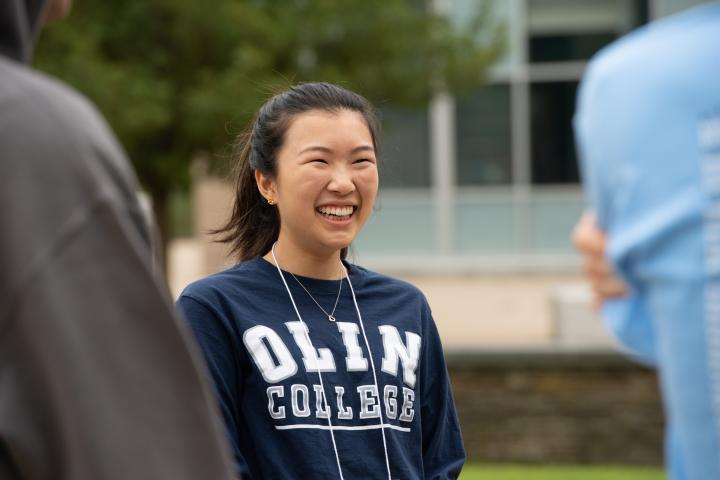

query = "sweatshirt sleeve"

[
  {"left": 419, "top": 303, "right": 465, "bottom": 479},
  {"left": 176, "top": 294, "right": 248, "bottom": 477},
  {"left": 0, "top": 197, "right": 235, "bottom": 480},
  {"left": 574, "top": 51, "right": 658, "bottom": 366}
]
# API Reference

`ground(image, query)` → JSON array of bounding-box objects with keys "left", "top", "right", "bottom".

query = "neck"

[{"left": 265, "top": 238, "right": 344, "bottom": 280}]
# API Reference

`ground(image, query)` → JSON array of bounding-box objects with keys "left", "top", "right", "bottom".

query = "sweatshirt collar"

[{"left": 253, "top": 256, "right": 362, "bottom": 295}]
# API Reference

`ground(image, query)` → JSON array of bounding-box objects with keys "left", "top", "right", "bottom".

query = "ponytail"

[{"left": 212, "top": 128, "right": 280, "bottom": 261}]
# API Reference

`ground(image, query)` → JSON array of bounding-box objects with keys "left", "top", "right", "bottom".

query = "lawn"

[{"left": 460, "top": 464, "right": 665, "bottom": 480}]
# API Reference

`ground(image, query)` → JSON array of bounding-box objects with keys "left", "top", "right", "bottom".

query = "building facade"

[{"left": 356, "top": 0, "right": 707, "bottom": 272}]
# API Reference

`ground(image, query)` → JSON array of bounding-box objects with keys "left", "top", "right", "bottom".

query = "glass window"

[
  {"left": 354, "top": 194, "right": 435, "bottom": 256},
  {"left": 456, "top": 84, "right": 512, "bottom": 185},
  {"left": 455, "top": 196, "right": 516, "bottom": 253},
  {"left": 378, "top": 106, "right": 431, "bottom": 188},
  {"left": 530, "top": 81, "right": 579, "bottom": 185},
  {"left": 528, "top": 0, "right": 648, "bottom": 62},
  {"left": 529, "top": 196, "right": 586, "bottom": 252}
]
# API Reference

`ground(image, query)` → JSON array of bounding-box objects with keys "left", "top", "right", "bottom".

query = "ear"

[{"left": 255, "top": 169, "right": 278, "bottom": 203}]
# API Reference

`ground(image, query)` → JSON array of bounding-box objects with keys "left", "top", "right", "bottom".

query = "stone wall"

[{"left": 447, "top": 352, "right": 664, "bottom": 465}]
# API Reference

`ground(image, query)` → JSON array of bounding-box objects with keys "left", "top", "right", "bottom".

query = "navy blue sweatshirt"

[{"left": 177, "top": 256, "right": 465, "bottom": 479}]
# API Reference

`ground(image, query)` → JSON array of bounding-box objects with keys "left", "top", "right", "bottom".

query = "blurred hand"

[{"left": 572, "top": 211, "right": 629, "bottom": 308}]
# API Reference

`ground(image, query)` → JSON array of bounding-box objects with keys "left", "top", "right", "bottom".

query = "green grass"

[{"left": 459, "top": 464, "right": 665, "bottom": 480}]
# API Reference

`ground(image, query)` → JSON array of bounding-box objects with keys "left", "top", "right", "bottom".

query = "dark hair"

[{"left": 215, "top": 82, "right": 381, "bottom": 262}]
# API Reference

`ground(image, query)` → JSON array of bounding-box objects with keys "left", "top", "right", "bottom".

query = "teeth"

[{"left": 318, "top": 206, "right": 354, "bottom": 217}]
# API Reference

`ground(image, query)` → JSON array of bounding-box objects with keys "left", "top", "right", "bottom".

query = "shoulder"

[
  {"left": 583, "top": 4, "right": 720, "bottom": 93},
  {"left": 0, "top": 59, "right": 119, "bottom": 151},
  {"left": 576, "top": 4, "right": 720, "bottom": 149},
  {"left": 179, "top": 264, "right": 246, "bottom": 303},
  {"left": 348, "top": 263, "right": 429, "bottom": 305},
  {"left": 349, "top": 265, "right": 442, "bottom": 345},
  {"left": 179, "top": 259, "right": 275, "bottom": 308},
  {"left": 0, "top": 59, "right": 134, "bottom": 190},
  {"left": 0, "top": 61, "right": 148, "bottom": 300}
]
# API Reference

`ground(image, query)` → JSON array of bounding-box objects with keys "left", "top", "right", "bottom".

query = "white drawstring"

[
  {"left": 270, "top": 243, "right": 393, "bottom": 480},
  {"left": 345, "top": 270, "right": 393, "bottom": 480},
  {"left": 271, "top": 244, "right": 345, "bottom": 480}
]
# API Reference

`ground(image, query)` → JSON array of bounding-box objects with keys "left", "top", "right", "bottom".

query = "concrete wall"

[{"left": 449, "top": 353, "right": 663, "bottom": 464}]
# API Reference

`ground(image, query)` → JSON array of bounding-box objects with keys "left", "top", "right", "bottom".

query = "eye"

[
  {"left": 353, "top": 158, "right": 374, "bottom": 164},
  {"left": 308, "top": 159, "right": 328, "bottom": 164}
]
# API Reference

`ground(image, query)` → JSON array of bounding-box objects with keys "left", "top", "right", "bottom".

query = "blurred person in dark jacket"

[{"left": 0, "top": 1, "right": 236, "bottom": 478}]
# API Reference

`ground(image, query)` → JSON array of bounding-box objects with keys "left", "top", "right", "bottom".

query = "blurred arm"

[{"left": 572, "top": 210, "right": 629, "bottom": 308}]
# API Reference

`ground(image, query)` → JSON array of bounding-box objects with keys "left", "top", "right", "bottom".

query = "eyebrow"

[{"left": 298, "top": 145, "right": 375, "bottom": 155}]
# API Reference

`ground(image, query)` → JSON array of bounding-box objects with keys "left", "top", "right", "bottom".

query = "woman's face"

[{"left": 258, "top": 109, "right": 379, "bottom": 257}]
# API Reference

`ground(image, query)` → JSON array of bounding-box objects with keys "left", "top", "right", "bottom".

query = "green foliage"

[
  {"left": 460, "top": 464, "right": 665, "bottom": 480},
  {"left": 34, "top": 0, "right": 502, "bottom": 237}
]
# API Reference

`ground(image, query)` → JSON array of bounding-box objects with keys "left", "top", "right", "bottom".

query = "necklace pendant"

[{"left": 328, "top": 315, "right": 336, "bottom": 322}]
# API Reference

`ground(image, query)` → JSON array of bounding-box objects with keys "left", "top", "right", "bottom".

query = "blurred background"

[{"left": 36, "top": 0, "right": 709, "bottom": 477}]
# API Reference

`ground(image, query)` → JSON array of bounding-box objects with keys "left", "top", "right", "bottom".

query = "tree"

[{"left": 35, "top": 0, "right": 503, "bottom": 257}]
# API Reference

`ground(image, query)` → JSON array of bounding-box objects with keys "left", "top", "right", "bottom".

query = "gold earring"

[{"left": 267, "top": 197, "right": 276, "bottom": 206}]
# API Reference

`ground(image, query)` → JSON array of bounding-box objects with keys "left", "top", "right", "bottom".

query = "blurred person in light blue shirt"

[{"left": 573, "top": 2, "right": 720, "bottom": 479}]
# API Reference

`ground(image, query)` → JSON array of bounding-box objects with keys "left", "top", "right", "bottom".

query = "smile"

[{"left": 316, "top": 205, "right": 356, "bottom": 221}]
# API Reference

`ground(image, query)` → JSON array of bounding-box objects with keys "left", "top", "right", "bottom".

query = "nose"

[{"left": 327, "top": 165, "right": 356, "bottom": 195}]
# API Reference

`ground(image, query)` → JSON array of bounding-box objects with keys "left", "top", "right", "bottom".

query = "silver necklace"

[
  {"left": 289, "top": 271, "right": 343, "bottom": 322},
  {"left": 271, "top": 244, "right": 344, "bottom": 322}
]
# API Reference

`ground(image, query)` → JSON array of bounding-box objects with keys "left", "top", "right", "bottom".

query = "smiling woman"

[
  {"left": 255, "top": 108, "right": 379, "bottom": 269},
  {"left": 175, "top": 83, "right": 465, "bottom": 480}
]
